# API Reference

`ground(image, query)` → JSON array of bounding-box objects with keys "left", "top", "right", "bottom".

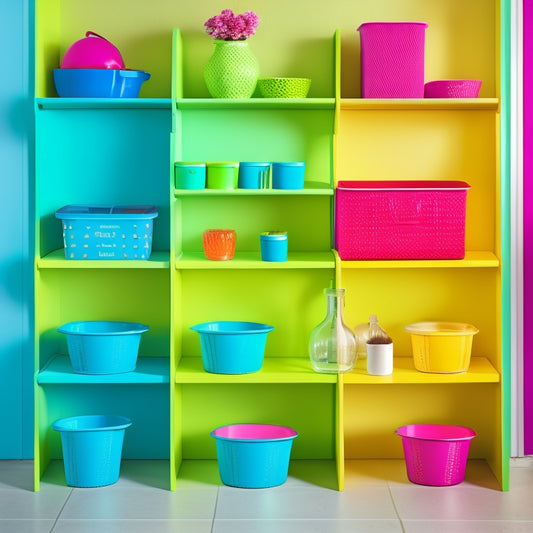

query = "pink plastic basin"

[
  {"left": 396, "top": 424, "right": 476, "bottom": 486},
  {"left": 61, "top": 31, "right": 125, "bottom": 70}
]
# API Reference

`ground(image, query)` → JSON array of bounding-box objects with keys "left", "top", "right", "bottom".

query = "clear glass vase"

[{"left": 309, "top": 288, "right": 357, "bottom": 373}]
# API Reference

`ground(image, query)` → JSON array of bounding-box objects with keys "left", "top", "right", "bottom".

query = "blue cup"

[{"left": 260, "top": 232, "right": 288, "bottom": 262}]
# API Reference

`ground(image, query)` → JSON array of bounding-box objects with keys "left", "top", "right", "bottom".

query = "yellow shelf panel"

[
  {"left": 175, "top": 251, "right": 335, "bottom": 269},
  {"left": 38, "top": 249, "right": 170, "bottom": 269},
  {"left": 340, "top": 251, "right": 499, "bottom": 269},
  {"left": 343, "top": 356, "right": 500, "bottom": 384},
  {"left": 340, "top": 98, "right": 499, "bottom": 111},
  {"left": 175, "top": 356, "right": 337, "bottom": 384}
]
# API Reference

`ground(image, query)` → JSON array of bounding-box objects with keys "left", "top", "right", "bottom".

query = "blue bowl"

[
  {"left": 53, "top": 415, "right": 132, "bottom": 487},
  {"left": 58, "top": 320, "right": 149, "bottom": 374},
  {"left": 211, "top": 423, "right": 298, "bottom": 488},
  {"left": 190, "top": 321, "right": 274, "bottom": 374},
  {"left": 53, "top": 69, "right": 150, "bottom": 98}
]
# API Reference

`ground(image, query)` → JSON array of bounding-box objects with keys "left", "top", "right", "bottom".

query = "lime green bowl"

[{"left": 257, "top": 77, "right": 311, "bottom": 98}]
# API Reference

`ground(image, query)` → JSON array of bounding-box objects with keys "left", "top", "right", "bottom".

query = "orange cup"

[{"left": 203, "top": 229, "right": 236, "bottom": 260}]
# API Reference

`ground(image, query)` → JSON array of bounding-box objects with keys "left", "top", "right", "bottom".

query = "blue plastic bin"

[
  {"left": 53, "top": 69, "right": 150, "bottom": 98},
  {"left": 238, "top": 162, "right": 271, "bottom": 189},
  {"left": 55, "top": 204, "right": 158, "bottom": 260},
  {"left": 57, "top": 321, "right": 149, "bottom": 374},
  {"left": 211, "top": 423, "right": 298, "bottom": 488},
  {"left": 52, "top": 415, "right": 132, "bottom": 487},
  {"left": 190, "top": 321, "right": 274, "bottom": 374},
  {"left": 271, "top": 162, "right": 305, "bottom": 189},
  {"left": 260, "top": 232, "right": 288, "bottom": 261}
]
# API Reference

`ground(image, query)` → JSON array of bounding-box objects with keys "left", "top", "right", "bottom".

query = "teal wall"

[{"left": 0, "top": 0, "right": 33, "bottom": 458}]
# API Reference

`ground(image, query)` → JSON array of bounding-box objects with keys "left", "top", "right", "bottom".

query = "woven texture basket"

[
  {"left": 424, "top": 79, "right": 482, "bottom": 98},
  {"left": 257, "top": 77, "right": 311, "bottom": 98},
  {"left": 335, "top": 180, "right": 470, "bottom": 260}
]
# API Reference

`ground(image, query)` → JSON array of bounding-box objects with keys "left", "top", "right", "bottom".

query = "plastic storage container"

[
  {"left": 60, "top": 31, "right": 125, "bottom": 69},
  {"left": 358, "top": 22, "right": 428, "bottom": 98},
  {"left": 334, "top": 180, "right": 471, "bottom": 260},
  {"left": 211, "top": 423, "right": 298, "bottom": 488},
  {"left": 52, "top": 415, "right": 132, "bottom": 487},
  {"left": 175, "top": 162, "right": 206, "bottom": 189},
  {"left": 238, "top": 162, "right": 271, "bottom": 189},
  {"left": 56, "top": 204, "right": 158, "bottom": 260},
  {"left": 53, "top": 69, "right": 150, "bottom": 98},
  {"left": 203, "top": 229, "right": 236, "bottom": 260},
  {"left": 207, "top": 162, "right": 239, "bottom": 189},
  {"left": 424, "top": 79, "right": 482, "bottom": 98},
  {"left": 190, "top": 321, "right": 274, "bottom": 374},
  {"left": 404, "top": 322, "right": 479, "bottom": 373},
  {"left": 57, "top": 320, "right": 149, "bottom": 374},
  {"left": 395, "top": 424, "right": 476, "bottom": 486},
  {"left": 271, "top": 162, "right": 305, "bottom": 189},
  {"left": 260, "top": 232, "right": 288, "bottom": 261}
]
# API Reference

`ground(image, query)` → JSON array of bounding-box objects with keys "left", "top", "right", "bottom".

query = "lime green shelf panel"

[
  {"left": 36, "top": 98, "right": 172, "bottom": 110},
  {"left": 340, "top": 98, "right": 499, "bottom": 111},
  {"left": 38, "top": 249, "right": 170, "bottom": 269},
  {"left": 176, "top": 356, "right": 337, "bottom": 384},
  {"left": 340, "top": 251, "right": 499, "bottom": 269},
  {"left": 174, "top": 182, "right": 333, "bottom": 197},
  {"left": 176, "top": 251, "right": 335, "bottom": 270},
  {"left": 37, "top": 355, "right": 169, "bottom": 384},
  {"left": 176, "top": 98, "right": 336, "bottom": 110},
  {"left": 343, "top": 357, "right": 499, "bottom": 385}
]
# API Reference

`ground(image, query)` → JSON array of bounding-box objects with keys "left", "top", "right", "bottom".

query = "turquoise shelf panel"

[
  {"left": 38, "top": 355, "right": 169, "bottom": 384},
  {"left": 36, "top": 98, "right": 172, "bottom": 110},
  {"left": 38, "top": 249, "right": 170, "bottom": 268}
]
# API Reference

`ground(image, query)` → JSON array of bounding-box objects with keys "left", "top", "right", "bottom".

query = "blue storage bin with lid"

[{"left": 56, "top": 204, "right": 158, "bottom": 260}]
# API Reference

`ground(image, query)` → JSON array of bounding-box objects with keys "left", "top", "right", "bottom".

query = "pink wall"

[{"left": 524, "top": 0, "right": 533, "bottom": 453}]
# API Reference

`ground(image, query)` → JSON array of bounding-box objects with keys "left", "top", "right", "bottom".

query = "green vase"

[{"left": 204, "top": 40, "right": 259, "bottom": 99}]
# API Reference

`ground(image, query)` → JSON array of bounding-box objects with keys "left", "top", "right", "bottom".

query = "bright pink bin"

[
  {"left": 396, "top": 424, "right": 476, "bottom": 486},
  {"left": 334, "top": 180, "right": 470, "bottom": 260},
  {"left": 358, "top": 22, "right": 428, "bottom": 98}
]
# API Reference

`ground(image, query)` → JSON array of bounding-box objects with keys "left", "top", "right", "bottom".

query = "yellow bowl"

[{"left": 404, "top": 322, "right": 479, "bottom": 374}]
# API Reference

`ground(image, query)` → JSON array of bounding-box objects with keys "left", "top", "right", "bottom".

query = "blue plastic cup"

[
  {"left": 272, "top": 162, "right": 305, "bottom": 189},
  {"left": 238, "top": 162, "right": 271, "bottom": 189},
  {"left": 260, "top": 232, "right": 288, "bottom": 261},
  {"left": 52, "top": 415, "right": 132, "bottom": 487}
]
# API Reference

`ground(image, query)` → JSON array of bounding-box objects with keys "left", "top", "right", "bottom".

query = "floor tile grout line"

[
  {"left": 210, "top": 486, "right": 220, "bottom": 532},
  {"left": 50, "top": 487, "right": 74, "bottom": 530},
  {"left": 387, "top": 482, "right": 407, "bottom": 533}
]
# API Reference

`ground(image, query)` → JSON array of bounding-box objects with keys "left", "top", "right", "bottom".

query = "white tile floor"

[{"left": 1, "top": 458, "right": 533, "bottom": 532}]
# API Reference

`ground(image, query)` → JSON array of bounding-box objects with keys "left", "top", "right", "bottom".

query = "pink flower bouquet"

[{"left": 204, "top": 9, "right": 260, "bottom": 41}]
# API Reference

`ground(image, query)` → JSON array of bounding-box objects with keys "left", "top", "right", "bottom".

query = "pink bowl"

[
  {"left": 424, "top": 79, "right": 482, "bottom": 98},
  {"left": 61, "top": 31, "right": 125, "bottom": 70}
]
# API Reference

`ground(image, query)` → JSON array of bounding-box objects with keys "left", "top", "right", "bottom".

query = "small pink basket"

[
  {"left": 424, "top": 79, "right": 482, "bottom": 98},
  {"left": 358, "top": 22, "right": 428, "bottom": 98},
  {"left": 396, "top": 424, "right": 476, "bottom": 486},
  {"left": 334, "top": 180, "right": 471, "bottom": 260}
]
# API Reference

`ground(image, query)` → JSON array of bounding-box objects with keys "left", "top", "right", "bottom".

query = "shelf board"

[
  {"left": 174, "top": 181, "right": 333, "bottom": 196},
  {"left": 340, "top": 251, "right": 499, "bottom": 269},
  {"left": 176, "top": 98, "right": 336, "bottom": 110},
  {"left": 340, "top": 98, "right": 499, "bottom": 111},
  {"left": 175, "top": 251, "right": 335, "bottom": 270},
  {"left": 343, "top": 356, "right": 500, "bottom": 384},
  {"left": 175, "top": 356, "right": 337, "bottom": 384},
  {"left": 36, "top": 97, "right": 172, "bottom": 110},
  {"left": 38, "top": 249, "right": 170, "bottom": 269},
  {"left": 37, "top": 355, "right": 169, "bottom": 384}
]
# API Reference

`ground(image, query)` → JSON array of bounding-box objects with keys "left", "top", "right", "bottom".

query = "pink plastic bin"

[
  {"left": 334, "top": 180, "right": 471, "bottom": 260},
  {"left": 396, "top": 424, "right": 476, "bottom": 486},
  {"left": 358, "top": 22, "right": 428, "bottom": 98}
]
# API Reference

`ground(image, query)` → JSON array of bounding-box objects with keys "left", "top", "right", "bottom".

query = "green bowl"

[{"left": 257, "top": 77, "right": 312, "bottom": 98}]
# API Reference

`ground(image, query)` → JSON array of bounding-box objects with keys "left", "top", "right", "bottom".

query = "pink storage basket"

[
  {"left": 396, "top": 424, "right": 476, "bottom": 486},
  {"left": 334, "top": 180, "right": 470, "bottom": 260},
  {"left": 358, "top": 22, "right": 428, "bottom": 98},
  {"left": 424, "top": 79, "right": 482, "bottom": 98}
]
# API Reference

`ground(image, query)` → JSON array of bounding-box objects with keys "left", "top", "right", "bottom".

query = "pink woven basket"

[
  {"left": 358, "top": 22, "right": 428, "bottom": 98},
  {"left": 396, "top": 424, "right": 476, "bottom": 486},
  {"left": 424, "top": 79, "right": 482, "bottom": 98},
  {"left": 334, "top": 180, "right": 471, "bottom": 260}
]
